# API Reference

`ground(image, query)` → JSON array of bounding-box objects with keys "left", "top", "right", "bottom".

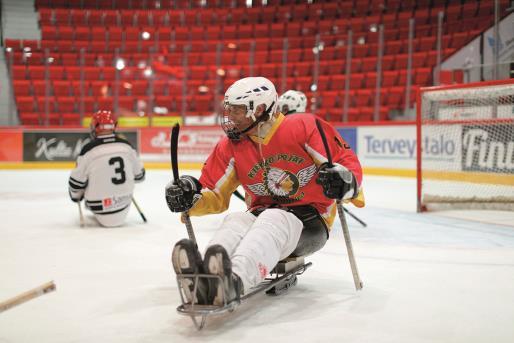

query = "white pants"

[
  {"left": 93, "top": 206, "right": 130, "bottom": 227},
  {"left": 207, "top": 209, "right": 303, "bottom": 293}
]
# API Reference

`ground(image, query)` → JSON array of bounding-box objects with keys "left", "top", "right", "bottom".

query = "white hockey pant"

[
  {"left": 207, "top": 209, "right": 303, "bottom": 293},
  {"left": 93, "top": 207, "right": 130, "bottom": 227}
]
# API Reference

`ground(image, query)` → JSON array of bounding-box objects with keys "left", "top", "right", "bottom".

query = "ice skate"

[
  {"left": 203, "top": 244, "right": 243, "bottom": 306},
  {"left": 171, "top": 238, "right": 209, "bottom": 305}
]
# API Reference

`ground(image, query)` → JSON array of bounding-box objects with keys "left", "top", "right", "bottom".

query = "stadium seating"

[{"left": 5, "top": 0, "right": 509, "bottom": 125}]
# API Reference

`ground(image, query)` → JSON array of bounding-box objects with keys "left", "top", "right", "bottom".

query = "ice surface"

[{"left": 1, "top": 170, "right": 514, "bottom": 343}]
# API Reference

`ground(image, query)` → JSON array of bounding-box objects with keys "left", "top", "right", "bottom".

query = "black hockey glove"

[
  {"left": 316, "top": 162, "right": 357, "bottom": 200},
  {"left": 165, "top": 175, "right": 202, "bottom": 212}
]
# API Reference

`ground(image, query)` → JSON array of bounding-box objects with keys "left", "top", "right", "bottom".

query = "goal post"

[{"left": 416, "top": 79, "right": 514, "bottom": 212}]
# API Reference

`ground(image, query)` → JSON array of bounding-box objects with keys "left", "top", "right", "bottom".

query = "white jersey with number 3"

[{"left": 68, "top": 134, "right": 145, "bottom": 226}]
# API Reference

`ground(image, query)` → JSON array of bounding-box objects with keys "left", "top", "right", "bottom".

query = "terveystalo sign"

[{"left": 23, "top": 131, "right": 138, "bottom": 162}]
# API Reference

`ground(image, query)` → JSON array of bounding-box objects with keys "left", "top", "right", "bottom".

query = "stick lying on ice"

[{"left": 0, "top": 281, "right": 56, "bottom": 313}]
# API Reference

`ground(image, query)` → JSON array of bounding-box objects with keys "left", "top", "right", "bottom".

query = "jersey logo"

[
  {"left": 247, "top": 164, "right": 317, "bottom": 198},
  {"left": 103, "top": 198, "right": 113, "bottom": 208}
]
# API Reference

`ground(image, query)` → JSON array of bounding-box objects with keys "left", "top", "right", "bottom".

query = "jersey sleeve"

[
  {"left": 188, "top": 139, "right": 240, "bottom": 216},
  {"left": 68, "top": 155, "right": 88, "bottom": 201}
]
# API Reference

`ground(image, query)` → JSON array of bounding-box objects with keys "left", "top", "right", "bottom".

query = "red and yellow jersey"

[{"left": 189, "top": 113, "right": 364, "bottom": 229}]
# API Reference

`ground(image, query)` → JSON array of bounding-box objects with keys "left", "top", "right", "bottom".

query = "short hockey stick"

[
  {"left": 0, "top": 281, "right": 56, "bottom": 313},
  {"left": 171, "top": 124, "right": 197, "bottom": 245},
  {"left": 132, "top": 196, "right": 147, "bottom": 223},
  {"left": 78, "top": 201, "right": 85, "bottom": 228},
  {"left": 315, "top": 119, "right": 363, "bottom": 291},
  {"left": 342, "top": 206, "right": 367, "bottom": 228},
  {"left": 232, "top": 189, "right": 245, "bottom": 202}
]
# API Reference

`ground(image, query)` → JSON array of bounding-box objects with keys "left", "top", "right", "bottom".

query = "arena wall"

[{"left": 0, "top": 122, "right": 419, "bottom": 177}]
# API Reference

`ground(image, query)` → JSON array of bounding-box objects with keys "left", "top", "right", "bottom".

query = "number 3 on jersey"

[{"left": 109, "top": 156, "right": 126, "bottom": 184}]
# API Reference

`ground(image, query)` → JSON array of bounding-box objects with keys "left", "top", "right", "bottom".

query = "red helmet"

[{"left": 90, "top": 110, "right": 116, "bottom": 137}]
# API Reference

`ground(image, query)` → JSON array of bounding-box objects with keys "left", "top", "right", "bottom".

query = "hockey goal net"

[{"left": 417, "top": 79, "right": 514, "bottom": 212}]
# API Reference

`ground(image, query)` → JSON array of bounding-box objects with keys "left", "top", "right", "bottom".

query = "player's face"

[
  {"left": 225, "top": 104, "right": 252, "bottom": 129},
  {"left": 225, "top": 104, "right": 246, "bottom": 117}
]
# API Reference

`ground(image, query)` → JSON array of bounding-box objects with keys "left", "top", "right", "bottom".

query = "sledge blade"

[
  {"left": 265, "top": 274, "right": 298, "bottom": 296},
  {"left": 175, "top": 262, "right": 312, "bottom": 330}
]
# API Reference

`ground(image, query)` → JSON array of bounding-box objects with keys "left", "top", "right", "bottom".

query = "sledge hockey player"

[
  {"left": 278, "top": 89, "right": 307, "bottom": 115},
  {"left": 230, "top": 89, "right": 307, "bottom": 202},
  {"left": 165, "top": 77, "right": 364, "bottom": 307},
  {"left": 68, "top": 110, "right": 146, "bottom": 227}
]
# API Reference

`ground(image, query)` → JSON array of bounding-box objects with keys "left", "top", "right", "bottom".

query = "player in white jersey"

[
  {"left": 278, "top": 89, "right": 307, "bottom": 115},
  {"left": 68, "top": 110, "right": 145, "bottom": 227}
]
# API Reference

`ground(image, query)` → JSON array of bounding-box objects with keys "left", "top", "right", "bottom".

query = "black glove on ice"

[
  {"left": 316, "top": 162, "right": 357, "bottom": 200},
  {"left": 165, "top": 175, "right": 202, "bottom": 212}
]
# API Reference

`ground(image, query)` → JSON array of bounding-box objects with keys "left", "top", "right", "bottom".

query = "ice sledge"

[{"left": 175, "top": 257, "right": 312, "bottom": 330}]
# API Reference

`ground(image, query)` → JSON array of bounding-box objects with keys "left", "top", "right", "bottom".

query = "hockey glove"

[
  {"left": 165, "top": 175, "right": 202, "bottom": 212},
  {"left": 69, "top": 189, "right": 84, "bottom": 203},
  {"left": 316, "top": 162, "right": 357, "bottom": 200}
]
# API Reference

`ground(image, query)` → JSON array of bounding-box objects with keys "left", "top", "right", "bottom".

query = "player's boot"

[
  {"left": 203, "top": 244, "right": 243, "bottom": 306},
  {"left": 171, "top": 238, "right": 208, "bottom": 305}
]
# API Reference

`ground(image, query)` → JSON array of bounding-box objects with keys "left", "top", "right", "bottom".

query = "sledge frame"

[{"left": 176, "top": 257, "right": 312, "bottom": 330}]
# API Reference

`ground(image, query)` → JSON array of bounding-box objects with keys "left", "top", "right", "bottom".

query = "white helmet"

[
  {"left": 278, "top": 90, "right": 307, "bottom": 115},
  {"left": 222, "top": 77, "right": 278, "bottom": 140}
]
